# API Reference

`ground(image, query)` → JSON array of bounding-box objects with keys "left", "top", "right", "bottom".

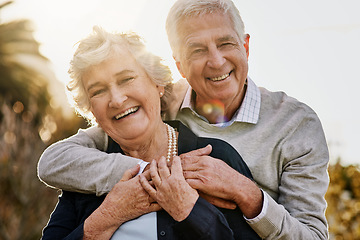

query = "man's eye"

[
  {"left": 219, "top": 42, "right": 238, "bottom": 50},
  {"left": 188, "top": 49, "right": 205, "bottom": 58},
  {"left": 220, "top": 42, "right": 233, "bottom": 47},
  {"left": 193, "top": 49, "right": 204, "bottom": 53}
]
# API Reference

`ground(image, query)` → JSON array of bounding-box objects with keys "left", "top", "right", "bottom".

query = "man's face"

[{"left": 176, "top": 12, "right": 249, "bottom": 120}]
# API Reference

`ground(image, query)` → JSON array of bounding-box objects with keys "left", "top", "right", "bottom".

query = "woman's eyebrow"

[
  {"left": 114, "top": 69, "right": 135, "bottom": 77},
  {"left": 87, "top": 82, "right": 102, "bottom": 92},
  {"left": 87, "top": 69, "right": 136, "bottom": 92}
]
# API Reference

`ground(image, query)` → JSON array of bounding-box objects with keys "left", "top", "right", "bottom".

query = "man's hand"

[
  {"left": 181, "top": 146, "right": 263, "bottom": 219},
  {"left": 179, "top": 145, "right": 236, "bottom": 210},
  {"left": 198, "top": 192, "right": 237, "bottom": 210},
  {"left": 179, "top": 144, "right": 212, "bottom": 159}
]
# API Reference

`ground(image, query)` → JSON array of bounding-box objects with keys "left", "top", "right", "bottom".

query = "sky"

[{"left": 2, "top": 0, "right": 360, "bottom": 165}]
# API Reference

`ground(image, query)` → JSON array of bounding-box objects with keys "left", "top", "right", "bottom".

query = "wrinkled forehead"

[{"left": 177, "top": 12, "right": 238, "bottom": 46}]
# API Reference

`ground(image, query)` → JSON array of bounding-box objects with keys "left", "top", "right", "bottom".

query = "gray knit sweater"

[
  {"left": 176, "top": 87, "right": 329, "bottom": 239},
  {"left": 38, "top": 87, "right": 329, "bottom": 240}
]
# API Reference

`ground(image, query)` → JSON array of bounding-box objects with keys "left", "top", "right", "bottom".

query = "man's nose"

[{"left": 207, "top": 47, "right": 226, "bottom": 69}]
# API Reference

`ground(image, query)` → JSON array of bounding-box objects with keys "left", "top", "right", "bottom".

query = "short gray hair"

[
  {"left": 166, "top": 0, "right": 246, "bottom": 60},
  {"left": 67, "top": 26, "right": 173, "bottom": 125}
]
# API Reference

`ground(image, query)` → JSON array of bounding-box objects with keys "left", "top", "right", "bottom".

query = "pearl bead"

[{"left": 165, "top": 123, "right": 177, "bottom": 162}]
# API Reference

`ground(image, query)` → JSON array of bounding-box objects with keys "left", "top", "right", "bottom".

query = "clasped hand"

[{"left": 140, "top": 156, "right": 199, "bottom": 221}]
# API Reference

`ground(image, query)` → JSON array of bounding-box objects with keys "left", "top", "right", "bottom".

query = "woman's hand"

[
  {"left": 140, "top": 156, "right": 199, "bottom": 222},
  {"left": 84, "top": 165, "right": 161, "bottom": 239}
]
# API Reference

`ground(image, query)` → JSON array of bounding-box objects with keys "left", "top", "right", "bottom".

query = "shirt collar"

[{"left": 180, "top": 77, "right": 261, "bottom": 125}]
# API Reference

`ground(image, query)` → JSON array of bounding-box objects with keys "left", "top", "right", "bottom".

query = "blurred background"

[{"left": 0, "top": 0, "right": 359, "bottom": 239}]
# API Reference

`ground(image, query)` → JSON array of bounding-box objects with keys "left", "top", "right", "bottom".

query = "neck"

[
  {"left": 195, "top": 83, "right": 247, "bottom": 124},
  {"left": 120, "top": 122, "right": 168, "bottom": 162}
]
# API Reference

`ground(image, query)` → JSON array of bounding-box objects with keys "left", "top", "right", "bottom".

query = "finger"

[
  {"left": 180, "top": 144, "right": 212, "bottom": 160},
  {"left": 121, "top": 164, "right": 140, "bottom": 181},
  {"left": 157, "top": 156, "right": 170, "bottom": 178},
  {"left": 139, "top": 174, "right": 157, "bottom": 199},
  {"left": 171, "top": 156, "right": 183, "bottom": 177},
  {"left": 142, "top": 169, "right": 151, "bottom": 181},
  {"left": 148, "top": 196, "right": 156, "bottom": 203},
  {"left": 199, "top": 192, "right": 237, "bottom": 210},
  {"left": 149, "top": 160, "right": 161, "bottom": 186},
  {"left": 141, "top": 171, "right": 156, "bottom": 187},
  {"left": 181, "top": 155, "right": 202, "bottom": 171},
  {"left": 149, "top": 203, "right": 162, "bottom": 212},
  {"left": 183, "top": 169, "right": 200, "bottom": 180},
  {"left": 186, "top": 178, "right": 203, "bottom": 190}
]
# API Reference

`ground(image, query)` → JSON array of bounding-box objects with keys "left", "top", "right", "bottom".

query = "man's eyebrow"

[
  {"left": 187, "top": 42, "right": 206, "bottom": 49},
  {"left": 217, "top": 35, "right": 237, "bottom": 43},
  {"left": 186, "top": 35, "right": 238, "bottom": 49}
]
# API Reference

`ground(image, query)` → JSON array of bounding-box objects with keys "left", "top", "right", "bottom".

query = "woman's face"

[{"left": 82, "top": 47, "right": 164, "bottom": 145}]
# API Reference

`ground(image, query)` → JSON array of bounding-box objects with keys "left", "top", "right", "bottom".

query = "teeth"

[
  {"left": 210, "top": 73, "right": 230, "bottom": 81},
  {"left": 115, "top": 107, "right": 138, "bottom": 120}
]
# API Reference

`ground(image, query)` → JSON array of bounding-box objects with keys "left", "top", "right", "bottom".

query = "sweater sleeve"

[
  {"left": 37, "top": 126, "right": 140, "bottom": 196},
  {"left": 248, "top": 110, "right": 329, "bottom": 240}
]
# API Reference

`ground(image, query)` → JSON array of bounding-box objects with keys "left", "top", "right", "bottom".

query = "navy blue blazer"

[{"left": 42, "top": 121, "right": 260, "bottom": 240}]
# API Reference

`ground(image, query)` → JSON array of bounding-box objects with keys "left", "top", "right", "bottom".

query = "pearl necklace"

[{"left": 165, "top": 123, "right": 177, "bottom": 162}]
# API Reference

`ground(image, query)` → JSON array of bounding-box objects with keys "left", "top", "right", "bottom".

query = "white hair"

[
  {"left": 166, "top": 0, "right": 246, "bottom": 60},
  {"left": 67, "top": 26, "right": 173, "bottom": 125}
]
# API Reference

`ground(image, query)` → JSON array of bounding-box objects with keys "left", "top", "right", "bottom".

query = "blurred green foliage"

[
  {"left": 0, "top": 2, "right": 86, "bottom": 239},
  {"left": 326, "top": 161, "right": 360, "bottom": 240}
]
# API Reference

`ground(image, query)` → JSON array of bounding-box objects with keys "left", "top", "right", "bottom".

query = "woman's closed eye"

[
  {"left": 89, "top": 88, "right": 106, "bottom": 98},
  {"left": 117, "top": 76, "right": 136, "bottom": 87},
  {"left": 122, "top": 77, "right": 135, "bottom": 83}
]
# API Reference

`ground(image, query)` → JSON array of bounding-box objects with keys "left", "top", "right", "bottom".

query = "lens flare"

[{"left": 198, "top": 99, "right": 227, "bottom": 123}]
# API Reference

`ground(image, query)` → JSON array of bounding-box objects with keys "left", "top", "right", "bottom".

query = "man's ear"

[
  {"left": 244, "top": 34, "right": 250, "bottom": 59},
  {"left": 174, "top": 56, "right": 186, "bottom": 78}
]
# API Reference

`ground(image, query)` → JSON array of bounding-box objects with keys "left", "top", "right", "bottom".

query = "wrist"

[
  {"left": 174, "top": 192, "right": 199, "bottom": 222},
  {"left": 232, "top": 175, "right": 263, "bottom": 219},
  {"left": 83, "top": 203, "right": 123, "bottom": 239}
]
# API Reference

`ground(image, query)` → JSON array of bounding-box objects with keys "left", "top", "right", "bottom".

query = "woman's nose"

[{"left": 108, "top": 89, "right": 127, "bottom": 108}]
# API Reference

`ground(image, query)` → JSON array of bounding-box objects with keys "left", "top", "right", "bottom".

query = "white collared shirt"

[{"left": 180, "top": 77, "right": 261, "bottom": 126}]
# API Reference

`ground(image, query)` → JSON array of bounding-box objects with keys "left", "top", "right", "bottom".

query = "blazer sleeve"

[
  {"left": 173, "top": 197, "right": 235, "bottom": 240},
  {"left": 41, "top": 192, "right": 84, "bottom": 240},
  {"left": 37, "top": 126, "right": 140, "bottom": 196}
]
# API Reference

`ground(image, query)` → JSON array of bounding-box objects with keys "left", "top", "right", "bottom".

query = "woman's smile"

[{"left": 114, "top": 106, "right": 139, "bottom": 120}]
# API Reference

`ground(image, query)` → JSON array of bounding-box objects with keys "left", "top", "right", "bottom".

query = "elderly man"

[{"left": 38, "top": 0, "right": 329, "bottom": 239}]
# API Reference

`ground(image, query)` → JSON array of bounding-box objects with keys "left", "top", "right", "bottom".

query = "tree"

[{"left": 0, "top": 1, "right": 86, "bottom": 239}]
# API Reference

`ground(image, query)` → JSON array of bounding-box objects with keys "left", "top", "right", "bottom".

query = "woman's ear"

[{"left": 157, "top": 86, "right": 165, "bottom": 97}]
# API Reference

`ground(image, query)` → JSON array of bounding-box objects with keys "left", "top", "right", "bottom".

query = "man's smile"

[{"left": 208, "top": 71, "right": 232, "bottom": 82}]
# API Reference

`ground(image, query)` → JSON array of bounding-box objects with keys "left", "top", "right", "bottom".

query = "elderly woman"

[{"left": 41, "top": 27, "right": 260, "bottom": 239}]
